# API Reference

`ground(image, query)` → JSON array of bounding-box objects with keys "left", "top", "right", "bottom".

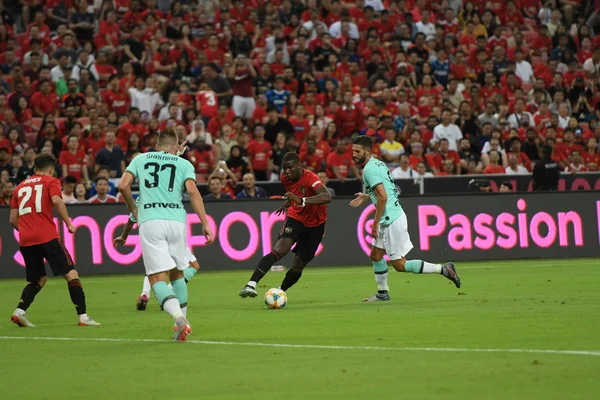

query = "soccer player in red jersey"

[
  {"left": 9, "top": 154, "right": 100, "bottom": 327},
  {"left": 239, "top": 152, "right": 332, "bottom": 298}
]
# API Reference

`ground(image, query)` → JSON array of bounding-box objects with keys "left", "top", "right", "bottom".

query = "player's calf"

[{"left": 11, "top": 277, "right": 47, "bottom": 327}]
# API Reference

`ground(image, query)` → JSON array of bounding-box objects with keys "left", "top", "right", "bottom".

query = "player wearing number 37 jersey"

[
  {"left": 9, "top": 154, "right": 100, "bottom": 327},
  {"left": 350, "top": 136, "right": 461, "bottom": 302},
  {"left": 119, "top": 129, "right": 214, "bottom": 341}
]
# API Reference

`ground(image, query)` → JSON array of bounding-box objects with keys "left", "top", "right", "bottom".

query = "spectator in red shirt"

[
  {"left": 247, "top": 125, "right": 272, "bottom": 181},
  {"left": 335, "top": 90, "right": 365, "bottom": 138},
  {"left": 96, "top": 10, "right": 120, "bottom": 53},
  {"left": 87, "top": 177, "right": 118, "bottom": 204},
  {"left": 228, "top": 55, "right": 257, "bottom": 119},
  {"left": 483, "top": 151, "right": 506, "bottom": 174},
  {"left": 326, "top": 138, "right": 359, "bottom": 181},
  {"left": 188, "top": 137, "right": 215, "bottom": 183},
  {"left": 30, "top": 80, "right": 59, "bottom": 118},
  {"left": 117, "top": 108, "right": 146, "bottom": 149},
  {"left": 289, "top": 103, "right": 312, "bottom": 142},
  {"left": 555, "top": 128, "right": 585, "bottom": 159},
  {"left": 300, "top": 137, "right": 325, "bottom": 172},
  {"left": 59, "top": 135, "right": 89, "bottom": 184},
  {"left": 103, "top": 75, "right": 130, "bottom": 116}
]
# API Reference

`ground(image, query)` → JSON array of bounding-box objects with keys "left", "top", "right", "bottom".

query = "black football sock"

[
  {"left": 67, "top": 279, "right": 87, "bottom": 315},
  {"left": 280, "top": 268, "right": 303, "bottom": 291},
  {"left": 248, "top": 251, "right": 281, "bottom": 286},
  {"left": 17, "top": 282, "right": 42, "bottom": 311}
]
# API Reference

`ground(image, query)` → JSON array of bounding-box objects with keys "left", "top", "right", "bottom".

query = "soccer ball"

[{"left": 264, "top": 288, "right": 287, "bottom": 309}]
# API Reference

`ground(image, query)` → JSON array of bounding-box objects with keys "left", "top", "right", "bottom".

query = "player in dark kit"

[
  {"left": 239, "top": 152, "right": 332, "bottom": 298},
  {"left": 9, "top": 154, "right": 100, "bottom": 327}
]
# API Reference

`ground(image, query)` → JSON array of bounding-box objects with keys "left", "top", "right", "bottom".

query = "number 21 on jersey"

[{"left": 18, "top": 185, "right": 43, "bottom": 216}]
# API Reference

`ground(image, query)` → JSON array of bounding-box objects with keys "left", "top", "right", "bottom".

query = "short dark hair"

[
  {"left": 352, "top": 135, "right": 373, "bottom": 150},
  {"left": 97, "top": 166, "right": 110, "bottom": 175},
  {"left": 95, "top": 177, "right": 109, "bottom": 185},
  {"left": 34, "top": 154, "right": 57, "bottom": 171},
  {"left": 282, "top": 152, "right": 300, "bottom": 163},
  {"left": 64, "top": 176, "right": 78, "bottom": 184},
  {"left": 500, "top": 181, "right": 513, "bottom": 191}
]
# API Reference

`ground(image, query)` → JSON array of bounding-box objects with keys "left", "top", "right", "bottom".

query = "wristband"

[{"left": 301, "top": 197, "right": 306, "bottom": 207}]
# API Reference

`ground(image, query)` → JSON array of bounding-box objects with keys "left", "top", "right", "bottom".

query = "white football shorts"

[
  {"left": 372, "top": 213, "right": 414, "bottom": 261},
  {"left": 139, "top": 220, "right": 190, "bottom": 275}
]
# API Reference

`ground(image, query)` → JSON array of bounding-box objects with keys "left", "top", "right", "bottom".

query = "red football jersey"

[
  {"left": 281, "top": 169, "right": 327, "bottom": 227},
  {"left": 196, "top": 91, "right": 219, "bottom": 118},
  {"left": 10, "top": 174, "right": 62, "bottom": 246},
  {"left": 247, "top": 139, "right": 272, "bottom": 171},
  {"left": 87, "top": 195, "right": 118, "bottom": 204},
  {"left": 59, "top": 150, "right": 87, "bottom": 182}
]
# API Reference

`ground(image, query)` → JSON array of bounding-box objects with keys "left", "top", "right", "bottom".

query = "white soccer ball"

[{"left": 264, "top": 288, "right": 287, "bottom": 309}]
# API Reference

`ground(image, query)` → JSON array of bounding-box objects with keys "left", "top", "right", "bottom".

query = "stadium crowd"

[{"left": 0, "top": 0, "right": 599, "bottom": 204}]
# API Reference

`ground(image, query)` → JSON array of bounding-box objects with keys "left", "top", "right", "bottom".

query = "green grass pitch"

[{"left": 0, "top": 259, "right": 599, "bottom": 400}]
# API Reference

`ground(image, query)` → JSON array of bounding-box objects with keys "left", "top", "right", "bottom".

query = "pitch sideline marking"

[{"left": 0, "top": 335, "right": 599, "bottom": 357}]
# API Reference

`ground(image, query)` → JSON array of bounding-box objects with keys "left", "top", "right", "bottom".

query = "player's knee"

[
  {"left": 391, "top": 258, "right": 406, "bottom": 272},
  {"left": 169, "top": 268, "right": 184, "bottom": 281},
  {"left": 37, "top": 276, "right": 48, "bottom": 287},
  {"left": 64, "top": 269, "right": 79, "bottom": 281},
  {"left": 369, "top": 249, "right": 383, "bottom": 262}
]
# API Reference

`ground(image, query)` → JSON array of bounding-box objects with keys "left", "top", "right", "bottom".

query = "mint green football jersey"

[
  {"left": 362, "top": 156, "right": 404, "bottom": 226},
  {"left": 125, "top": 152, "right": 196, "bottom": 226}
]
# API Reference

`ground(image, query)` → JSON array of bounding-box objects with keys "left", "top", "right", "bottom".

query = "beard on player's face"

[{"left": 353, "top": 153, "right": 367, "bottom": 166}]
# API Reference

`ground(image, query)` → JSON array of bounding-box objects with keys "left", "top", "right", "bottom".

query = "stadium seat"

[
  {"left": 521, "top": 83, "right": 533, "bottom": 94},
  {"left": 78, "top": 117, "right": 91, "bottom": 127},
  {"left": 31, "top": 117, "right": 43, "bottom": 133}
]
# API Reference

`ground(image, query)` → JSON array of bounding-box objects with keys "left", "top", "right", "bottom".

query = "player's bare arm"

[
  {"left": 114, "top": 218, "right": 135, "bottom": 248},
  {"left": 285, "top": 185, "right": 332, "bottom": 206},
  {"left": 52, "top": 195, "right": 76, "bottom": 233},
  {"left": 274, "top": 197, "right": 292, "bottom": 216},
  {"left": 185, "top": 179, "right": 214, "bottom": 244},
  {"left": 9, "top": 208, "right": 19, "bottom": 230},
  {"left": 118, "top": 172, "right": 138, "bottom": 221},
  {"left": 371, "top": 184, "right": 387, "bottom": 240},
  {"left": 349, "top": 192, "right": 370, "bottom": 208}
]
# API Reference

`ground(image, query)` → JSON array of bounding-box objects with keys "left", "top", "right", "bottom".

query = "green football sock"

[
  {"left": 183, "top": 267, "right": 198, "bottom": 283},
  {"left": 372, "top": 259, "right": 389, "bottom": 292},
  {"left": 404, "top": 260, "right": 442, "bottom": 274},
  {"left": 171, "top": 278, "right": 188, "bottom": 307},
  {"left": 404, "top": 260, "right": 424, "bottom": 274},
  {"left": 152, "top": 281, "right": 177, "bottom": 308}
]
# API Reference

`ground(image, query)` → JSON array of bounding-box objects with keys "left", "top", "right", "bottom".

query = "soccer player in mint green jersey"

[
  {"left": 113, "top": 196, "right": 201, "bottom": 312},
  {"left": 119, "top": 130, "right": 214, "bottom": 340},
  {"left": 350, "top": 136, "right": 461, "bottom": 302}
]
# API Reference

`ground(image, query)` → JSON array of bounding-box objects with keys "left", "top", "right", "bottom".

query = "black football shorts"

[
  {"left": 279, "top": 217, "right": 325, "bottom": 262},
  {"left": 20, "top": 239, "right": 75, "bottom": 282}
]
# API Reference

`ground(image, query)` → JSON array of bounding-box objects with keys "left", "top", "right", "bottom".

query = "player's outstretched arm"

[
  {"left": 349, "top": 192, "right": 370, "bottom": 207},
  {"left": 285, "top": 185, "right": 332, "bottom": 206},
  {"left": 9, "top": 209, "right": 19, "bottom": 231},
  {"left": 52, "top": 195, "right": 76, "bottom": 233},
  {"left": 275, "top": 197, "right": 292, "bottom": 215},
  {"left": 114, "top": 218, "right": 135, "bottom": 247},
  {"left": 185, "top": 180, "right": 214, "bottom": 244}
]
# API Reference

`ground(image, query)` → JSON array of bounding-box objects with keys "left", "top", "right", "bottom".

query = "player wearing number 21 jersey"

[
  {"left": 9, "top": 154, "right": 100, "bottom": 327},
  {"left": 119, "top": 130, "right": 214, "bottom": 341},
  {"left": 350, "top": 136, "right": 461, "bottom": 302}
]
